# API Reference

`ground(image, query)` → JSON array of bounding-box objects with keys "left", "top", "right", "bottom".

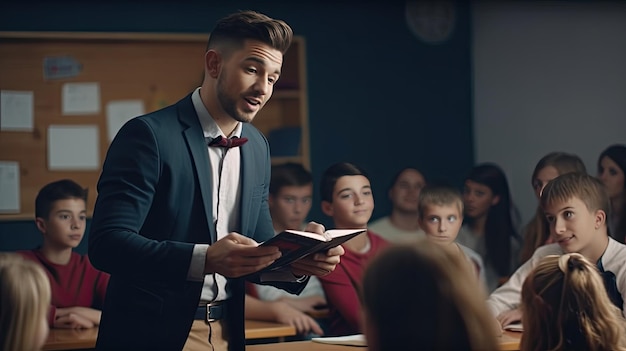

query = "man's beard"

[{"left": 216, "top": 72, "right": 255, "bottom": 124}]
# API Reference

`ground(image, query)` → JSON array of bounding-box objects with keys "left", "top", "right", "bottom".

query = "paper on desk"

[
  {"left": 503, "top": 322, "right": 523, "bottom": 332},
  {"left": 312, "top": 334, "right": 367, "bottom": 347}
]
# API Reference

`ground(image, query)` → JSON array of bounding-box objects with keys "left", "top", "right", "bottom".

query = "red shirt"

[
  {"left": 318, "top": 231, "right": 388, "bottom": 336},
  {"left": 18, "top": 249, "right": 110, "bottom": 325}
]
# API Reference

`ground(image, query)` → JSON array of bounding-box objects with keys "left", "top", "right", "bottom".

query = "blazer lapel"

[
  {"left": 239, "top": 126, "right": 256, "bottom": 236},
  {"left": 178, "top": 95, "right": 217, "bottom": 243}
]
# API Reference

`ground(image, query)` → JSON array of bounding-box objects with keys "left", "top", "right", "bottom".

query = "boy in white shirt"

[{"left": 488, "top": 172, "right": 626, "bottom": 329}]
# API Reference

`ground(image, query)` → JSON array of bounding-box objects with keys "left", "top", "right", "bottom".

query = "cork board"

[
  {"left": 0, "top": 32, "right": 306, "bottom": 220},
  {"left": 0, "top": 32, "right": 308, "bottom": 220},
  {"left": 0, "top": 32, "right": 209, "bottom": 219}
]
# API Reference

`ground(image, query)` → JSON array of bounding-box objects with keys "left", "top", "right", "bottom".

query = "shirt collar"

[{"left": 191, "top": 87, "right": 242, "bottom": 139}]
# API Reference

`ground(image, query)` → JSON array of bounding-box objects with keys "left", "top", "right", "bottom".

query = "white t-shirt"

[
  {"left": 487, "top": 237, "right": 626, "bottom": 317},
  {"left": 368, "top": 216, "right": 425, "bottom": 243}
]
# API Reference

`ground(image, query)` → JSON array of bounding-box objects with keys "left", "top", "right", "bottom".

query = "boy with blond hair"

[
  {"left": 488, "top": 172, "right": 626, "bottom": 329},
  {"left": 417, "top": 184, "right": 486, "bottom": 286}
]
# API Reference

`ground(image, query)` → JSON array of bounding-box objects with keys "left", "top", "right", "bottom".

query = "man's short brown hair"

[{"left": 207, "top": 10, "right": 293, "bottom": 55}]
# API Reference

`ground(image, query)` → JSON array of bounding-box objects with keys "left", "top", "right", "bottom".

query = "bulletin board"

[
  {"left": 0, "top": 32, "right": 307, "bottom": 220},
  {"left": 0, "top": 32, "right": 210, "bottom": 220}
]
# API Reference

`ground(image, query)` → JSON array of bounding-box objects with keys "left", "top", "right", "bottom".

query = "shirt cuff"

[{"left": 188, "top": 244, "right": 209, "bottom": 282}]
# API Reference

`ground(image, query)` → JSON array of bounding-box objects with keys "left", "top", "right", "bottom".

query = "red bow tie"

[{"left": 207, "top": 136, "right": 248, "bottom": 148}]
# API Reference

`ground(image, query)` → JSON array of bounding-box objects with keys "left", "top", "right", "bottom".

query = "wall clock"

[{"left": 405, "top": 1, "right": 457, "bottom": 44}]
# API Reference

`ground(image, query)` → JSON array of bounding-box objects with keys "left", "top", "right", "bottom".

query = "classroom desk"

[
  {"left": 245, "top": 320, "right": 297, "bottom": 340},
  {"left": 42, "top": 320, "right": 298, "bottom": 350},
  {"left": 43, "top": 327, "right": 98, "bottom": 351},
  {"left": 246, "top": 331, "right": 523, "bottom": 351},
  {"left": 498, "top": 331, "right": 523, "bottom": 351}
]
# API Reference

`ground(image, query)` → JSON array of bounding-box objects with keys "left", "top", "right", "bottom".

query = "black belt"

[{"left": 194, "top": 301, "right": 227, "bottom": 323}]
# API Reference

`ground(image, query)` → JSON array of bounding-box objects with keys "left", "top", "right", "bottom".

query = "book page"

[{"left": 326, "top": 228, "right": 367, "bottom": 238}]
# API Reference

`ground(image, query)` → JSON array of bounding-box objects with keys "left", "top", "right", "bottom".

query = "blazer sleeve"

[{"left": 88, "top": 117, "right": 194, "bottom": 284}]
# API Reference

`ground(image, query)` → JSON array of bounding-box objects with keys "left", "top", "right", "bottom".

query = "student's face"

[
  {"left": 389, "top": 169, "right": 425, "bottom": 214},
  {"left": 36, "top": 198, "right": 87, "bottom": 249},
  {"left": 462, "top": 180, "right": 499, "bottom": 220},
  {"left": 215, "top": 39, "right": 282, "bottom": 124},
  {"left": 322, "top": 175, "right": 374, "bottom": 228},
  {"left": 419, "top": 204, "right": 463, "bottom": 246},
  {"left": 532, "top": 165, "right": 560, "bottom": 200},
  {"left": 544, "top": 197, "right": 604, "bottom": 255},
  {"left": 269, "top": 184, "right": 313, "bottom": 232},
  {"left": 598, "top": 156, "right": 625, "bottom": 199}
]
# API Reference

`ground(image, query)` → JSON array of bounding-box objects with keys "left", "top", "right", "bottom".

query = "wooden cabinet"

[{"left": 0, "top": 32, "right": 309, "bottom": 219}]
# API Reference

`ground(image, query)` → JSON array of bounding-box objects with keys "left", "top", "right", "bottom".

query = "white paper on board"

[
  {"left": 0, "top": 90, "right": 34, "bottom": 131},
  {"left": 48, "top": 125, "right": 100, "bottom": 170},
  {"left": 62, "top": 82, "right": 100, "bottom": 115},
  {"left": 0, "top": 161, "right": 20, "bottom": 213},
  {"left": 106, "top": 100, "right": 144, "bottom": 141}
]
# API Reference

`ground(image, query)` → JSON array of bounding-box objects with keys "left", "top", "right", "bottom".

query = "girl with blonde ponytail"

[{"left": 521, "top": 253, "right": 626, "bottom": 351}]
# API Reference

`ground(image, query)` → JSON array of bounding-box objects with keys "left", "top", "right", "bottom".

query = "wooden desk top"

[
  {"left": 246, "top": 331, "right": 523, "bottom": 351},
  {"left": 245, "top": 319, "right": 297, "bottom": 339},
  {"left": 42, "top": 323, "right": 519, "bottom": 351},
  {"left": 43, "top": 327, "right": 98, "bottom": 351},
  {"left": 42, "top": 320, "right": 297, "bottom": 350},
  {"left": 247, "top": 340, "right": 363, "bottom": 351},
  {"left": 499, "top": 331, "right": 522, "bottom": 351}
]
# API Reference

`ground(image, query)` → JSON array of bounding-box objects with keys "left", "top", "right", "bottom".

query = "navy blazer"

[{"left": 89, "top": 94, "right": 305, "bottom": 350}]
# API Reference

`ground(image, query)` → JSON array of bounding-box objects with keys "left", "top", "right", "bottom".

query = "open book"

[
  {"left": 253, "top": 228, "right": 366, "bottom": 275},
  {"left": 312, "top": 334, "right": 367, "bottom": 347}
]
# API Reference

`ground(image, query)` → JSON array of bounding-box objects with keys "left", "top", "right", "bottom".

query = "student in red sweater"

[
  {"left": 318, "top": 162, "right": 389, "bottom": 336},
  {"left": 19, "top": 179, "right": 109, "bottom": 329}
]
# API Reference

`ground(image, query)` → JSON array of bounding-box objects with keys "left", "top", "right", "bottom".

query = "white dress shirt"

[
  {"left": 186, "top": 87, "right": 243, "bottom": 302},
  {"left": 487, "top": 237, "right": 626, "bottom": 317}
]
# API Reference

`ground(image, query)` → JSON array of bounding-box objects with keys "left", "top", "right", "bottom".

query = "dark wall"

[
  {"left": 0, "top": 219, "right": 90, "bottom": 254},
  {"left": 0, "top": 1, "right": 473, "bottom": 247}
]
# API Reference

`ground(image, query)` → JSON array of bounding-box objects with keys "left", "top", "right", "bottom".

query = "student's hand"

[
  {"left": 204, "top": 233, "right": 281, "bottom": 278},
  {"left": 270, "top": 301, "right": 324, "bottom": 336},
  {"left": 279, "top": 295, "right": 327, "bottom": 313},
  {"left": 496, "top": 308, "right": 522, "bottom": 329},
  {"left": 54, "top": 307, "right": 101, "bottom": 328},
  {"left": 303, "top": 221, "right": 325, "bottom": 234},
  {"left": 291, "top": 245, "right": 344, "bottom": 277},
  {"left": 54, "top": 308, "right": 96, "bottom": 329}
]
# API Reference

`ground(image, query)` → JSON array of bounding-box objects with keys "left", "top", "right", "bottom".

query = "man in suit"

[{"left": 88, "top": 11, "right": 343, "bottom": 351}]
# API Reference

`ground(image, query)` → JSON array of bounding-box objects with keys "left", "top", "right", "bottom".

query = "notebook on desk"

[
  {"left": 503, "top": 322, "right": 523, "bottom": 332},
  {"left": 312, "top": 334, "right": 367, "bottom": 347}
]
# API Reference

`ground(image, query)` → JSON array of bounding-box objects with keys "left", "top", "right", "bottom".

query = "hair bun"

[{"left": 558, "top": 253, "right": 585, "bottom": 273}]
